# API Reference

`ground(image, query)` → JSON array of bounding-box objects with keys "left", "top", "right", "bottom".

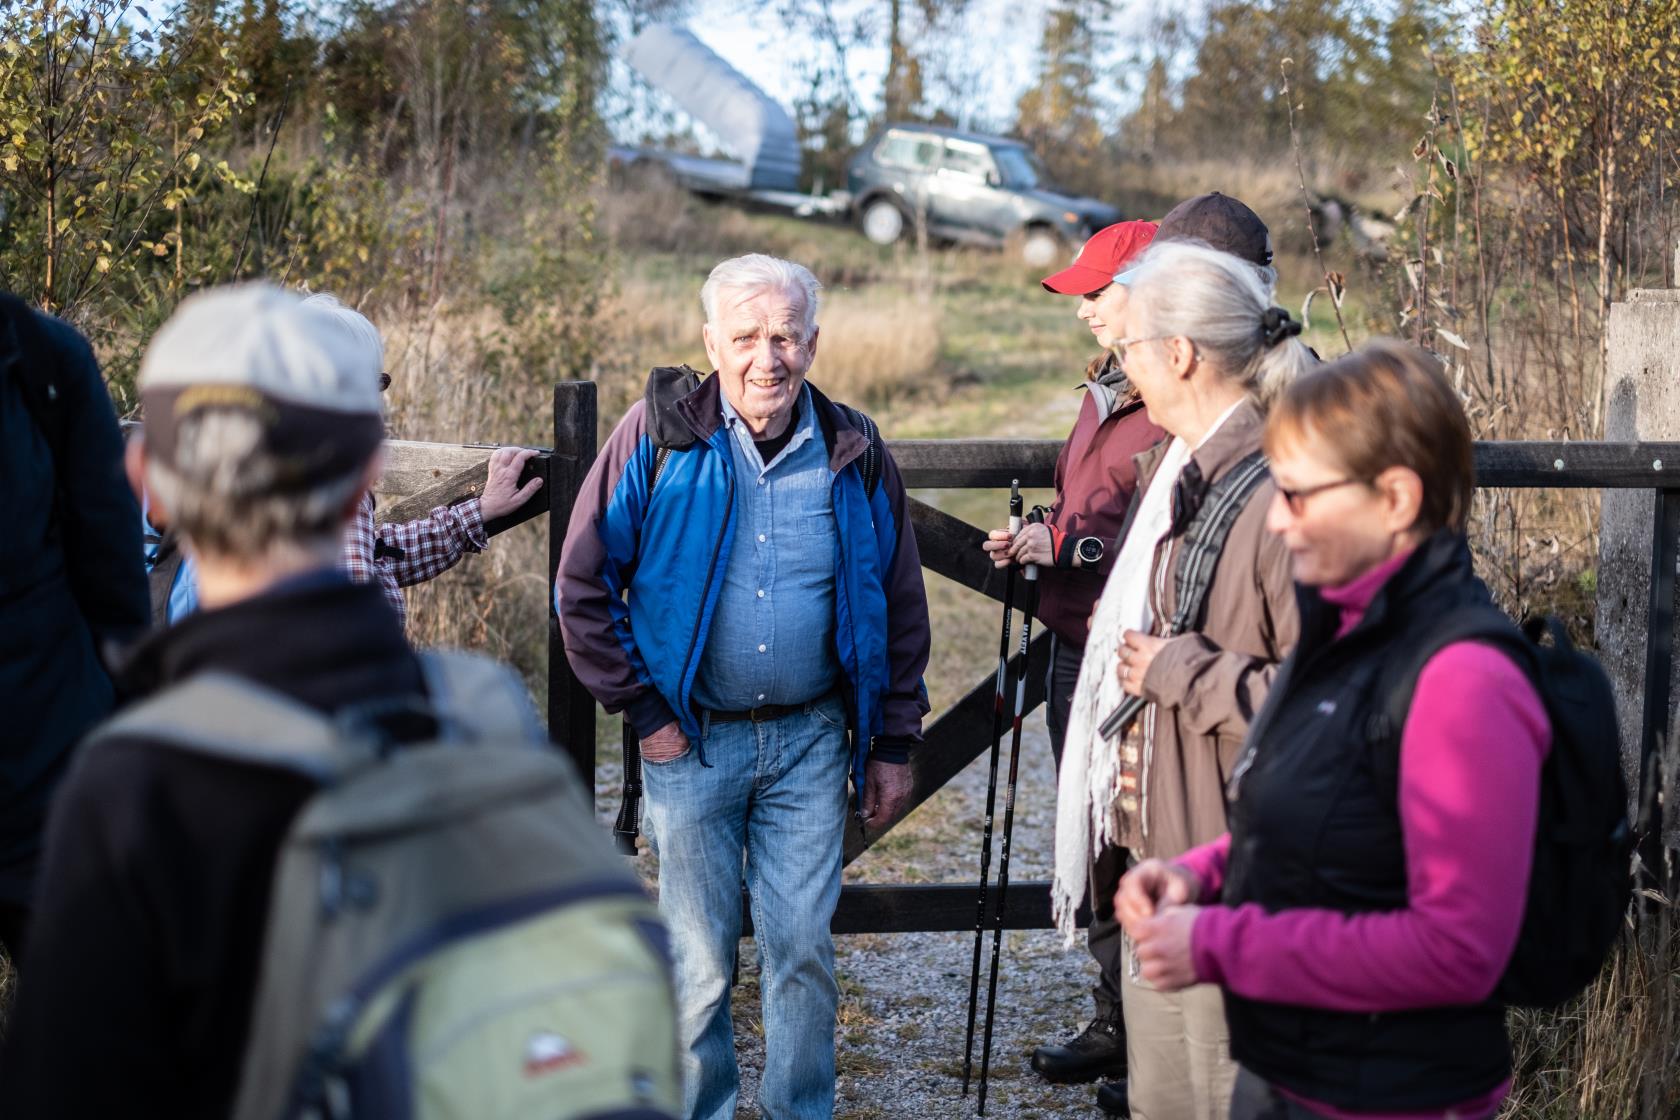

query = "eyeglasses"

[
  {"left": 1274, "top": 476, "right": 1366, "bottom": 515},
  {"left": 378, "top": 372, "right": 392, "bottom": 392},
  {"left": 1112, "top": 335, "right": 1171, "bottom": 362}
]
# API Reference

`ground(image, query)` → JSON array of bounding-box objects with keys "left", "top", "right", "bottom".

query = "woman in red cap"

[{"left": 983, "top": 218, "right": 1167, "bottom": 1093}]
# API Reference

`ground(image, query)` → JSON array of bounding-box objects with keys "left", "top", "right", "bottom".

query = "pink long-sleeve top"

[{"left": 1177, "top": 550, "right": 1550, "bottom": 1120}]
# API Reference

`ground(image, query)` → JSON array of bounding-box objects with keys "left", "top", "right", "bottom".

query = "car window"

[
  {"left": 875, "top": 131, "right": 940, "bottom": 171},
  {"left": 993, "top": 146, "right": 1040, "bottom": 190},
  {"left": 942, "top": 140, "right": 995, "bottom": 179}
]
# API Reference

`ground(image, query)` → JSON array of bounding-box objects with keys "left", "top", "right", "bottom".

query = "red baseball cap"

[{"left": 1040, "top": 220, "right": 1159, "bottom": 295}]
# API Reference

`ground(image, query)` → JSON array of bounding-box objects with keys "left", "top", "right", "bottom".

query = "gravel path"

[{"left": 593, "top": 707, "right": 1114, "bottom": 1120}]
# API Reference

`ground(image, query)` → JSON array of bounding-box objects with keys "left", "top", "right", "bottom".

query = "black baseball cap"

[{"left": 1157, "top": 192, "right": 1273, "bottom": 267}]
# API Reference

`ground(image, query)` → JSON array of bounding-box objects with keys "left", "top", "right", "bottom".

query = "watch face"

[{"left": 1079, "top": 537, "right": 1103, "bottom": 563}]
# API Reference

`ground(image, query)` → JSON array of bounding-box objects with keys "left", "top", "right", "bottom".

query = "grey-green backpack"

[{"left": 90, "top": 650, "right": 680, "bottom": 1120}]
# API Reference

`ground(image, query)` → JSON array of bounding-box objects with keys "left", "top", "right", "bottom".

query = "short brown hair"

[{"left": 1264, "top": 339, "right": 1474, "bottom": 535}]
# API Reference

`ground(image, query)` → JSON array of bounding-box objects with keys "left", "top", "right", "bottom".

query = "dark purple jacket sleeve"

[
  {"left": 554, "top": 400, "right": 676, "bottom": 736},
  {"left": 873, "top": 443, "right": 931, "bottom": 757}
]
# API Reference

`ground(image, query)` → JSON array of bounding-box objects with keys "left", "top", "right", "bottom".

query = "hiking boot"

[
  {"left": 1028, "top": 1016, "right": 1128, "bottom": 1084},
  {"left": 1096, "top": 1078, "right": 1130, "bottom": 1117}
]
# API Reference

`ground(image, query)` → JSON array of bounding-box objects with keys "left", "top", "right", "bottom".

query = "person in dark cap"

[
  {"left": 999, "top": 192, "right": 1284, "bottom": 1117},
  {"left": 1155, "top": 191, "right": 1275, "bottom": 273}
]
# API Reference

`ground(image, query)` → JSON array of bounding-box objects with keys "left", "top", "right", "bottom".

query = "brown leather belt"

[
  {"left": 707, "top": 693, "right": 832, "bottom": 724},
  {"left": 708, "top": 701, "right": 807, "bottom": 724}
]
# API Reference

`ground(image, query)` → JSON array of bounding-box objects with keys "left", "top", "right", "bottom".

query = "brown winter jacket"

[{"left": 1118, "top": 397, "right": 1300, "bottom": 860}]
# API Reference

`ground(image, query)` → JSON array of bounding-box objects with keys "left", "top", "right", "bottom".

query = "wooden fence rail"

[{"left": 370, "top": 387, "right": 1679, "bottom": 933}]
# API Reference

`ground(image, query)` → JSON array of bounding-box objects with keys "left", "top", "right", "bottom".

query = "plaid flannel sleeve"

[{"left": 377, "top": 497, "right": 488, "bottom": 587}]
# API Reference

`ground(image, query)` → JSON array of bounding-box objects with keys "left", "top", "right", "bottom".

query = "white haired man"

[{"left": 557, "top": 253, "right": 932, "bottom": 1119}]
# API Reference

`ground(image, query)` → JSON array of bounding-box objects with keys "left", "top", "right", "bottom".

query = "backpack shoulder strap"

[
  {"left": 1165, "top": 449, "right": 1270, "bottom": 635},
  {"left": 417, "top": 649, "right": 546, "bottom": 744},
  {"left": 88, "top": 674, "right": 346, "bottom": 782},
  {"left": 1365, "top": 606, "right": 1533, "bottom": 796},
  {"left": 649, "top": 445, "right": 673, "bottom": 498},
  {"left": 835, "top": 402, "right": 884, "bottom": 498},
  {"left": 1376, "top": 608, "right": 1531, "bottom": 743}
]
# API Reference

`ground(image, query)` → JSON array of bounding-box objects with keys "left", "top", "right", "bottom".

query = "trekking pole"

[
  {"left": 977, "top": 506, "right": 1044, "bottom": 1116},
  {"left": 962, "top": 481, "right": 1022, "bottom": 1097}
]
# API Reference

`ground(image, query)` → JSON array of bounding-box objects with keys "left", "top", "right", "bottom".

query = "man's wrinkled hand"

[
  {"left": 640, "top": 721, "right": 689, "bottom": 763},
  {"left": 862, "top": 759, "right": 913, "bottom": 825},
  {"left": 480, "top": 446, "right": 543, "bottom": 521}
]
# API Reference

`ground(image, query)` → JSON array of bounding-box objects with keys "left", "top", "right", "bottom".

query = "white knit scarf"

[{"left": 1051, "top": 550, "right": 1141, "bottom": 944}]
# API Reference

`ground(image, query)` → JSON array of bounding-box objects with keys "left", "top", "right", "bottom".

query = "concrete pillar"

[{"left": 1596, "top": 288, "right": 1680, "bottom": 809}]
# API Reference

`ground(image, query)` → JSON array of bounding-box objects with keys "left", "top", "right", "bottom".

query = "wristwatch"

[{"left": 1077, "top": 536, "right": 1105, "bottom": 567}]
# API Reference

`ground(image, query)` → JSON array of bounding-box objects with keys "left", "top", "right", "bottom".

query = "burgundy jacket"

[{"left": 1036, "top": 367, "right": 1167, "bottom": 645}]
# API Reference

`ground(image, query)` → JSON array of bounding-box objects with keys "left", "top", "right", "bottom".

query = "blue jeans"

[{"left": 642, "top": 693, "right": 851, "bottom": 1120}]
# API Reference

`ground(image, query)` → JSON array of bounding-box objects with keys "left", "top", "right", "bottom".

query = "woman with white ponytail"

[{"left": 1052, "top": 240, "right": 1311, "bottom": 1119}]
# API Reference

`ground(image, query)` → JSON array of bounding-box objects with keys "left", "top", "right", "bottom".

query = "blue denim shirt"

[{"left": 691, "top": 384, "right": 840, "bottom": 711}]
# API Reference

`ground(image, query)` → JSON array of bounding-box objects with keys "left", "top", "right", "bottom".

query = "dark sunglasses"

[{"left": 379, "top": 372, "right": 392, "bottom": 392}]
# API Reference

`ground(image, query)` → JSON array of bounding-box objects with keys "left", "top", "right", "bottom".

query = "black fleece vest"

[{"left": 1221, "top": 532, "right": 1518, "bottom": 1111}]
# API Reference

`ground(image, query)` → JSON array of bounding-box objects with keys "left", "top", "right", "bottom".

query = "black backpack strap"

[
  {"left": 835, "top": 402, "right": 883, "bottom": 498},
  {"left": 1365, "top": 606, "right": 1531, "bottom": 796},
  {"left": 147, "top": 530, "right": 184, "bottom": 629},
  {"left": 1165, "top": 449, "right": 1270, "bottom": 635},
  {"left": 613, "top": 723, "right": 644, "bottom": 855},
  {"left": 1096, "top": 449, "right": 1269, "bottom": 741}
]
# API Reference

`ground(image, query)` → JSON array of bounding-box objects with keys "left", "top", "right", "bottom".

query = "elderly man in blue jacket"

[{"left": 557, "top": 253, "right": 931, "bottom": 1120}]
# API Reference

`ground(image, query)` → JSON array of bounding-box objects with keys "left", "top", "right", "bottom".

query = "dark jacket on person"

[
  {"left": 0, "top": 298, "right": 148, "bottom": 904},
  {"left": 555, "top": 372, "right": 931, "bottom": 787},
  {"left": 1220, "top": 531, "right": 1521, "bottom": 1111},
  {"left": 1038, "top": 356, "right": 1166, "bottom": 646},
  {"left": 0, "top": 573, "right": 425, "bottom": 1120}
]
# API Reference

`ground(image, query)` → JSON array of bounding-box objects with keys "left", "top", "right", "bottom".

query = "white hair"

[
  {"left": 300, "top": 291, "right": 385, "bottom": 382},
  {"left": 144, "top": 410, "right": 367, "bottom": 562},
  {"left": 1124, "top": 240, "right": 1313, "bottom": 407},
  {"left": 700, "top": 254, "right": 822, "bottom": 340}
]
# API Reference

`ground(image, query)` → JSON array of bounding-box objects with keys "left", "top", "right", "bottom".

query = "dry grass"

[{"left": 1503, "top": 746, "right": 1680, "bottom": 1118}]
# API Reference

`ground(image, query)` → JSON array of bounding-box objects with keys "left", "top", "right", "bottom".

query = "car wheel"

[
  {"left": 860, "top": 198, "right": 907, "bottom": 246},
  {"left": 1018, "top": 226, "right": 1062, "bottom": 269}
]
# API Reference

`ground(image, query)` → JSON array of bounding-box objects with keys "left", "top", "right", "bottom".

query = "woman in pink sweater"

[{"left": 1115, "top": 340, "right": 1548, "bottom": 1119}]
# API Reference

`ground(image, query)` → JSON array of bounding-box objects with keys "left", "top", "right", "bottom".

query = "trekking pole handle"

[
  {"left": 1008, "top": 479, "right": 1023, "bottom": 534},
  {"left": 1023, "top": 506, "right": 1044, "bottom": 583},
  {"left": 1098, "top": 694, "right": 1144, "bottom": 741}
]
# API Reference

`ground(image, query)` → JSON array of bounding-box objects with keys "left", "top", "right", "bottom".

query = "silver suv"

[{"left": 846, "top": 124, "right": 1122, "bottom": 267}]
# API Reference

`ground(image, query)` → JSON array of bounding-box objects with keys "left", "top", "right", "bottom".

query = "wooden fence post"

[
  {"left": 549, "top": 381, "right": 598, "bottom": 780},
  {"left": 1597, "top": 289, "right": 1680, "bottom": 866}
]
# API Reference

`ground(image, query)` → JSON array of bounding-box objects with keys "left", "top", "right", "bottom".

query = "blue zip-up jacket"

[{"left": 555, "top": 372, "right": 930, "bottom": 793}]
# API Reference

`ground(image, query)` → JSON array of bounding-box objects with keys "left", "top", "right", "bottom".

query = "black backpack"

[{"left": 1383, "top": 613, "right": 1633, "bottom": 1009}]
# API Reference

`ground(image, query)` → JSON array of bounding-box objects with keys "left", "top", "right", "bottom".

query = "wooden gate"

[{"left": 377, "top": 382, "right": 1680, "bottom": 931}]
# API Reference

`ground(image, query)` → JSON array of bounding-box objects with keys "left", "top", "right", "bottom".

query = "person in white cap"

[
  {"left": 301, "top": 293, "right": 543, "bottom": 628},
  {"left": 0, "top": 284, "right": 431, "bottom": 1117},
  {"left": 141, "top": 294, "right": 542, "bottom": 629}
]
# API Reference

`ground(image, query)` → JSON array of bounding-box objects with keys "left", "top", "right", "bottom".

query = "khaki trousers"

[{"left": 1120, "top": 937, "right": 1238, "bottom": 1120}]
